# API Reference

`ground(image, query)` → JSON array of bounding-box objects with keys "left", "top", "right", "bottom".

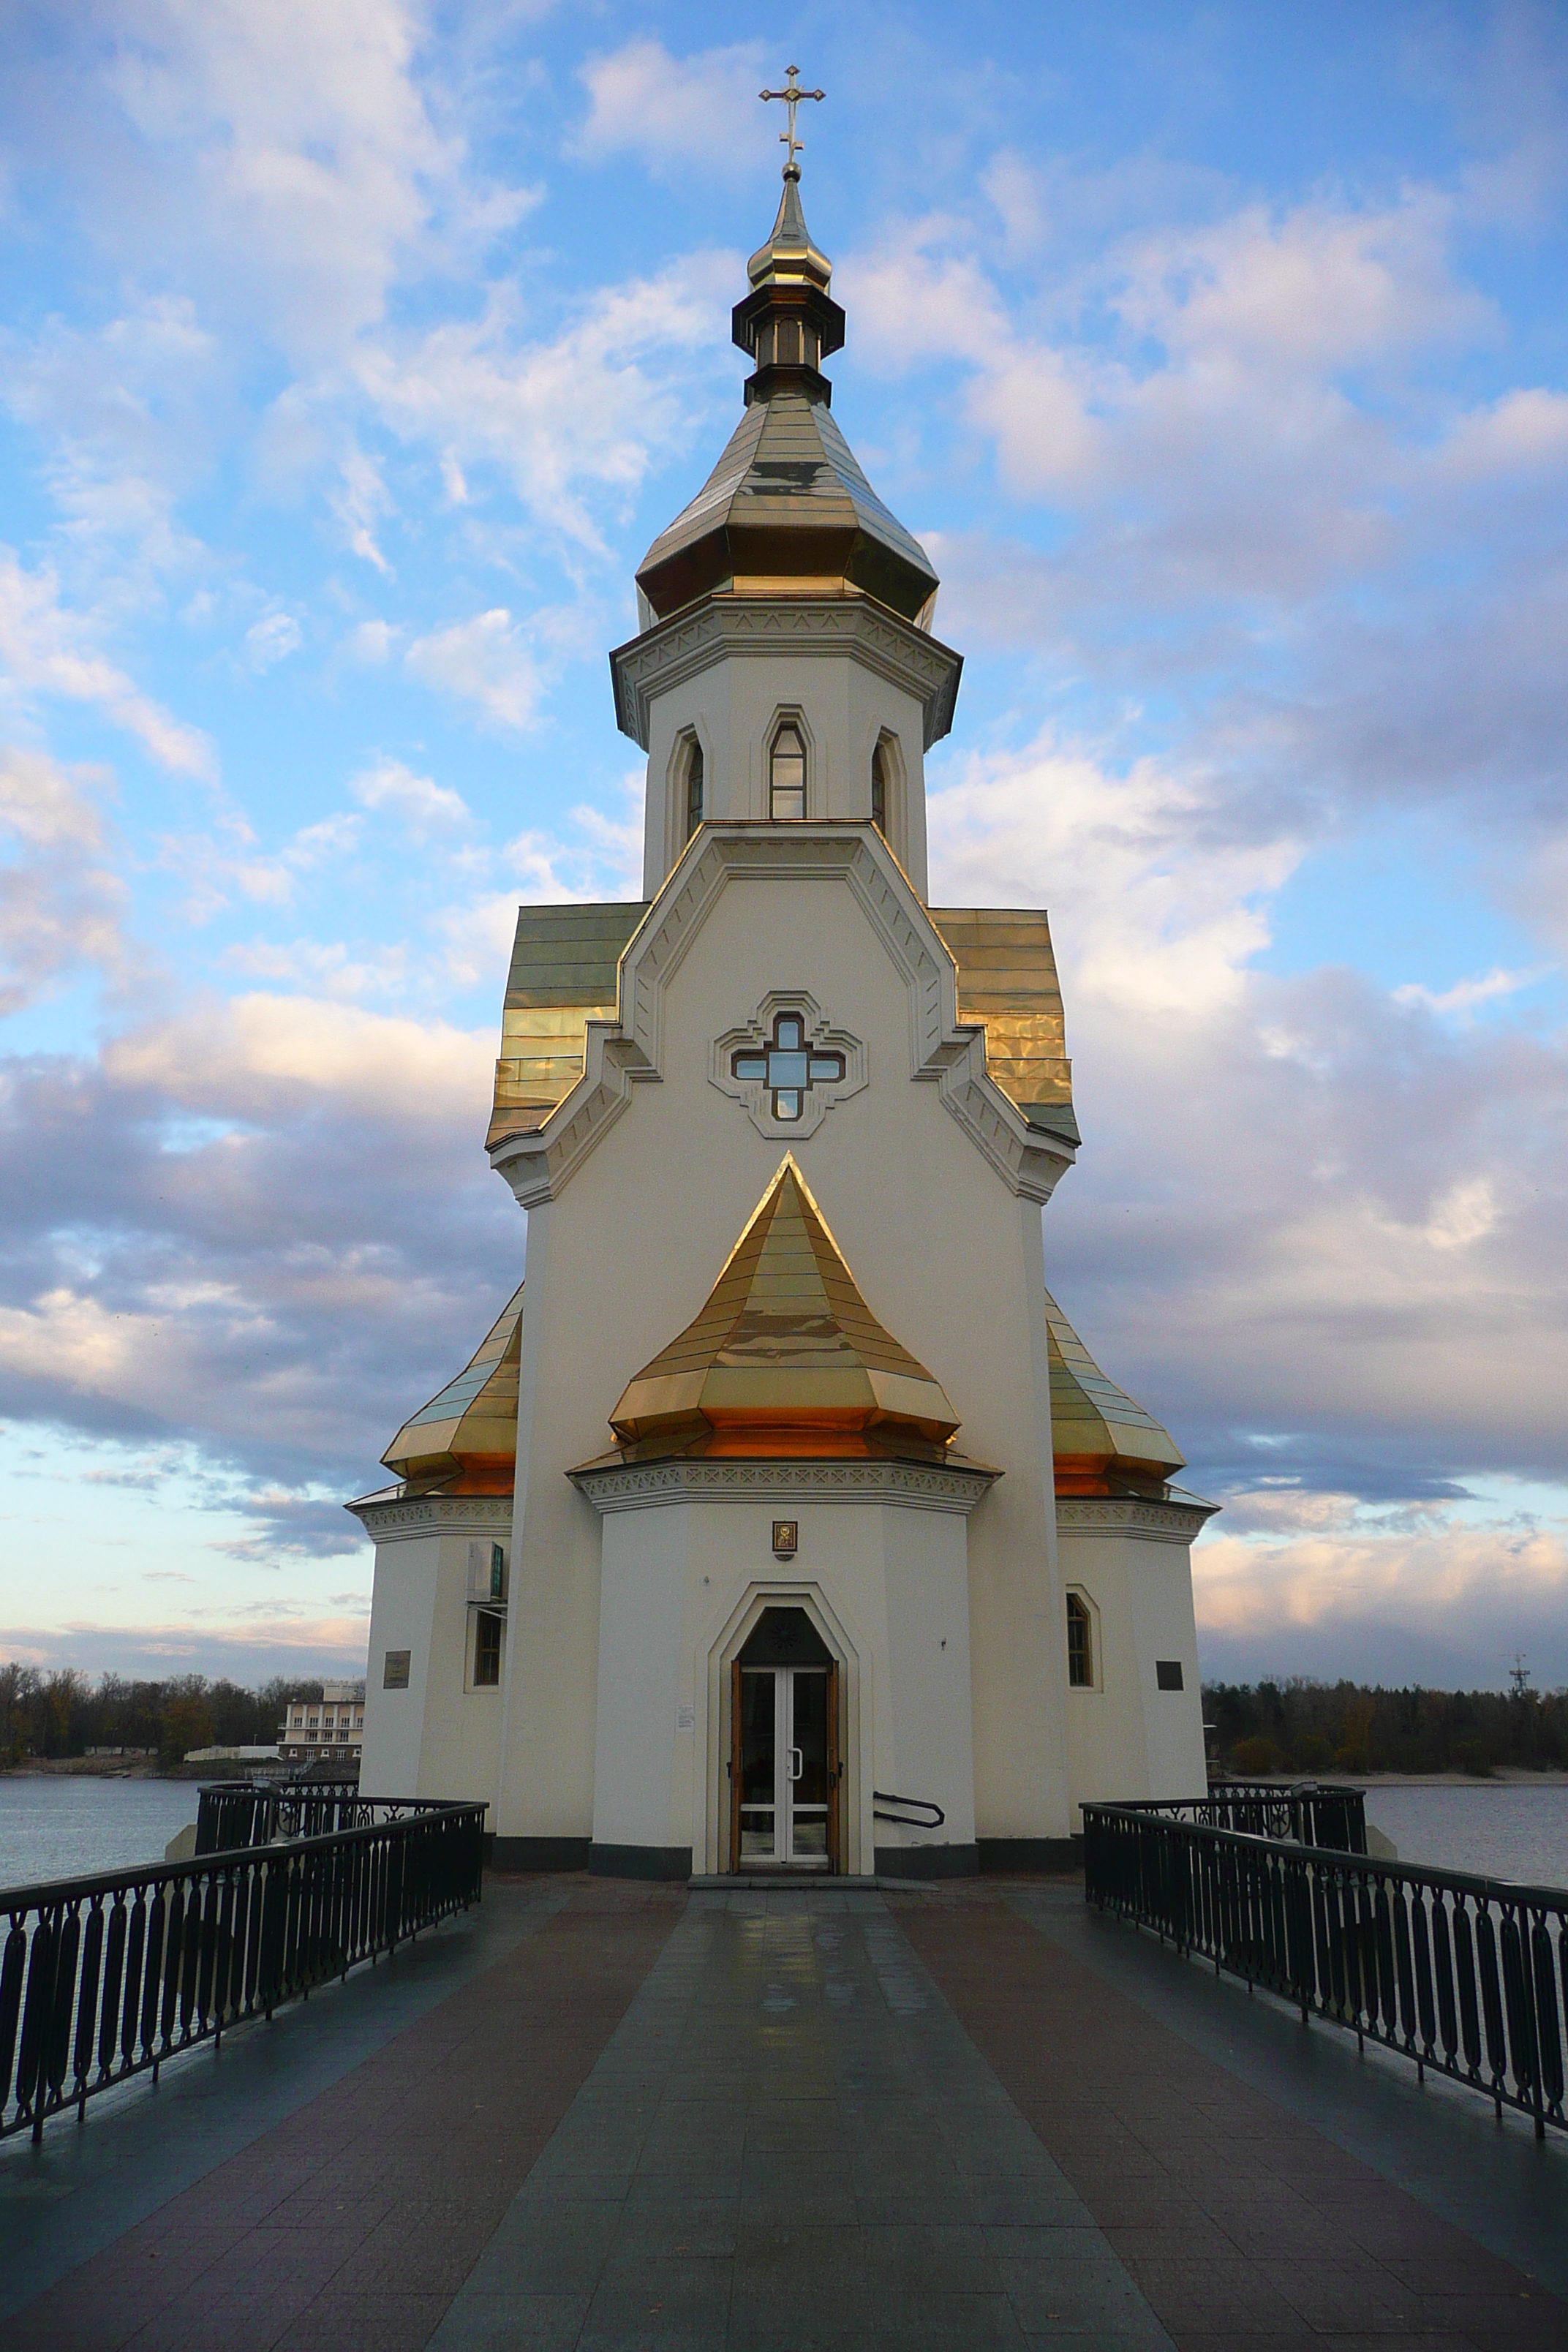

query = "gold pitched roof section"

[
  {"left": 634, "top": 391, "right": 941, "bottom": 626},
  {"left": 930, "top": 907, "right": 1078, "bottom": 1147},
  {"left": 608, "top": 1157, "right": 960, "bottom": 1460},
  {"left": 1044, "top": 1286, "right": 1184, "bottom": 1496},
  {"left": 382, "top": 1282, "right": 524, "bottom": 1493},
  {"left": 488, "top": 901, "right": 648, "bottom": 1150}
]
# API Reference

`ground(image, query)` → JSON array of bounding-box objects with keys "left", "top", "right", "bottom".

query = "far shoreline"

[{"left": 1224, "top": 1768, "right": 1568, "bottom": 1787}]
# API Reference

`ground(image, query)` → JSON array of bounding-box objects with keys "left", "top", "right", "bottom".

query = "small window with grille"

[
  {"left": 1066, "top": 1592, "right": 1093, "bottom": 1689},
  {"left": 474, "top": 1613, "right": 502, "bottom": 1687},
  {"left": 769, "top": 722, "right": 806, "bottom": 821},
  {"left": 871, "top": 739, "right": 889, "bottom": 833}
]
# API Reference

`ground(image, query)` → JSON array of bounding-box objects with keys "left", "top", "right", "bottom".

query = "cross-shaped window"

[{"left": 731, "top": 1011, "right": 845, "bottom": 1123}]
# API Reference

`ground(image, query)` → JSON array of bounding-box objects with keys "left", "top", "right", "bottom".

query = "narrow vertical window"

[
  {"left": 871, "top": 740, "right": 889, "bottom": 833},
  {"left": 1066, "top": 1593, "right": 1093, "bottom": 1689},
  {"left": 769, "top": 723, "right": 806, "bottom": 820},
  {"left": 474, "top": 1613, "right": 502, "bottom": 1687},
  {"left": 685, "top": 737, "right": 704, "bottom": 840}
]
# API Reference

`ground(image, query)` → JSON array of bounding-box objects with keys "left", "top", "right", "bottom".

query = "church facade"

[{"left": 353, "top": 157, "right": 1213, "bottom": 1877}]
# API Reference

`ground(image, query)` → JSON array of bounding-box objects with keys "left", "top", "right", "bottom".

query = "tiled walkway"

[{"left": 3, "top": 1876, "right": 1565, "bottom": 2351}]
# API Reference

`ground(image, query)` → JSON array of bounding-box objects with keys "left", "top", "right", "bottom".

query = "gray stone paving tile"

[
  {"left": 422, "top": 2289, "right": 591, "bottom": 2349},
  {"left": 465, "top": 2198, "right": 622, "bottom": 2294},
  {"left": 576, "top": 2266, "right": 731, "bottom": 2351},
  {"left": 431, "top": 1893, "right": 1174, "bottom": 2352},
  {"left": 998, "top": 2251, "right": 1174, "bottom": 2343},
  {"left": 867, "top": 2289, "right": 1031, "bottom": 2348}
]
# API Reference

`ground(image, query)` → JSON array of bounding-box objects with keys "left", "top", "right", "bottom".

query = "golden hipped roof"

[
  {"left": 381, "top": 1281, "right": 523, "bottom": 1493},
  {"left": 606, "top": 1157, "right": 960, "bottom": 1460},
  {"left": 1044, "top": 1285, "right": 1185, "bottom": 1496}
]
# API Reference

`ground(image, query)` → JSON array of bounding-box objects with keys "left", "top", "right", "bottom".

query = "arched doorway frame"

[{"left": 700, "top": 1581, "right": 866, "bottom": 1877}]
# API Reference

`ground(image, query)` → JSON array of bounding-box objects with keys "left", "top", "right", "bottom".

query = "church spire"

[
  {"left": 630, "top": 71, "right": 940, "bottom": 627},
  {"left": 734, "top": 71, "right": 843, "bottom": 407}
]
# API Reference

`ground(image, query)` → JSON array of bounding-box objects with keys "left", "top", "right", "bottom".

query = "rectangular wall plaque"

[
  {"left": 772, "top": 1520, "right": 798, "bottom": 1556},
  {"left": 383, "top": 1649, "right": 412, "bottom": 1689}
]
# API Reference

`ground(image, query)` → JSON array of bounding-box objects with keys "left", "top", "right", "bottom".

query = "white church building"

[{"left": 353, "top": 144, "right": 1214, "bottom": 1878}]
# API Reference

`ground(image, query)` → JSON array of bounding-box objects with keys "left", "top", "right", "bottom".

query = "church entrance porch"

[{"left": 729, "top": 1606, "right": 840, "bottom": 1873}]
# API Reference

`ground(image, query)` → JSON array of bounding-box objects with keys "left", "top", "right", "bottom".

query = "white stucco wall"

[
  {"left": 586, "top": 1488, "right": 979, "bottom": 1873},
  {"left": 640, "top": 646, "right": 931, "bottom": 896},
  {"left": 357, "top": 1501, "right": 510, "bottom": 1817},
  {"left": 1057, "top": 1505, "right": 1210, "bottom": 1823}
]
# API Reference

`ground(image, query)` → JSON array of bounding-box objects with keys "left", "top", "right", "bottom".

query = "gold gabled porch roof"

[
  {"left": 382, "top": 1282, "right": 524, "bottom": 1491},
  {"left": 608, "top": 1156, "right": 960, "bottom": 1457},
  {"left": 1044, "top": 1286, "right": 1185, "bottom": 1496}
]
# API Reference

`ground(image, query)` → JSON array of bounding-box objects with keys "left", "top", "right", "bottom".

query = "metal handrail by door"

[{"left": 872, "top": 1791, "right": 945, "bottom": 1828}]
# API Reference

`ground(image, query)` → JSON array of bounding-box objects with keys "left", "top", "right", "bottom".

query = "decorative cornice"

[
  {"left": 1055, "top": 1496, "right": 1218, "bottom": 1545},
  {"left": 348, "top": 1493, "right": 513, "bottom": 1539},
  {"left": 569, "top": 1456, "right": 998, "bottom": 1516},
  {"left": 489, "top": 827, "right": 1076, "bottom": 1210},
  {"left": 608, "top": 595, "right": 962, "bottom": 752}
]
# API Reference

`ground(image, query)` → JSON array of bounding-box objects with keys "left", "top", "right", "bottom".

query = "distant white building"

[{"left": 278, "top": 1684, "right": 365, "bottom": 1766}]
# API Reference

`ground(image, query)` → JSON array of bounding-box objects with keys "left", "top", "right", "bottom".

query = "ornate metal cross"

[{"left": 760, "top": 64, "right": 824, "bottom": 173}]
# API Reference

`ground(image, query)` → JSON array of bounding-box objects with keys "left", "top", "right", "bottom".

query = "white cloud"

[
  {"left": 404, "top": 608, "right": 543, "bottom": 731},
  {"left": 159, "top": 807, "right": 362, "bottom": 919},
  {"left": 573, "top": 39, "right": 769, "bottom": 179},
  {"left": 104, "top": 992, "right": 494, "bottom": 1125},
  {"left": 1436, "top": 386, "right": 1568, "bottom": 480},
  {"left": 349, "top": 756, "right": 471, "bottom": 835},
  {"left": 354, "top": 253, "right": 731, "bottom": 548},
  {"left": 0, "top": 745, "right": 132, "bottom": 1014},
  {"left": 0, "top": 546, "right": 216, "bottom": 780},
  {"left": 1114, "top": 193, "right": 1490, "bottom": 374},
  {"left": 330, "top": 441, "right": 395, "bottom": 573},
  {"left": 1393, "top": 965, "right": 1552, "bottom": 1017},
  {"left": 343, "top": 619, "right": 399, "bottom": 665},
  {"left": 1194, "top": 1496, "right": 1568, "bottom": 1681},
  {"left": 243, "top": 611, "right": 303, "bottom": 672},
  {"left": 99, "top": 0, "right": 503, "bottom": 365},
  {"left": 929, "top": 725, "right": 1299, "bottom": 1019}
]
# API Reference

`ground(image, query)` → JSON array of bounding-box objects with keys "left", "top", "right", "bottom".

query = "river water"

[
  {"left": 0, "top": 1776, "right": 200, "bottom": 1889},
  {"left": 1361, "top": 1783, "right": 1568, "bottom": 1889},
  {"left": 2, "top": 1775, "right": 1566, "bottom": 1894}
]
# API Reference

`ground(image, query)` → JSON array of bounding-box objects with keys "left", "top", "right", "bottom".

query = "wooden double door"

[{"left": 728, "top": 1609, "right": 840, "bottom": 1872}]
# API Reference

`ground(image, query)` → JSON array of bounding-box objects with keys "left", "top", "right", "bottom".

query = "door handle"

[{"left": 786, "top": 1746, "right": 802, "bottom": 1782}]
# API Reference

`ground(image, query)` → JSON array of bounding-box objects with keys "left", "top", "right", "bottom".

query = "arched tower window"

[
  {"left": 1066, "top": 1592, "right": 1093, "bottom": 1689},
  {"left": 685, "top": 736, "right": 704, "bottom": 841},
  {"left": 769, "top": 723, "right": 806, "bottom": 821},
  {"left": 871, "top": 739, "right": 889, "bottom": 833}
]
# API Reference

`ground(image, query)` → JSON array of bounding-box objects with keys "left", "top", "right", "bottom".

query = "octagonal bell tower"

[{"left": 611, "top": 160, "right": 961, "bottom": 900}]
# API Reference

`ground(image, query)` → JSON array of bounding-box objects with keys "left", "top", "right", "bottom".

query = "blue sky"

[{"left": 1, "top": 1, "right": 1565, "bottom": 1690}]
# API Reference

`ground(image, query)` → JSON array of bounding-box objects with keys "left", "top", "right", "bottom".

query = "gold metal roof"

[
  {"left": 929, "top": 907, "right": 1079, "bottom": 1147},
  {"left": 608, "top": 1156, "right": 960, "bottom": 1458},
  {"left": 488, "top": 901, "right": 648, "bottom": 1150},
  {"left": 635, "top": 390, "right": 940, "bottom": 625},
  {"left": 747, "top": 166, "right": 833, "bottom": 293},
  {"left": 1044, "top": 1286, "right": 1184, "bottom": 1496},
  {"left": 382, "top": 1282, "right": 523, "bottom": 1491}
]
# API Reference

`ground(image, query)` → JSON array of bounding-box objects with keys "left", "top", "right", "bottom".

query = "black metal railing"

[
  {"left": 1083, "top": 1803, "right": 1567, "bottom": 2139},
  {"left": 195, "top": 1779, "right": 378, "bottom": 1854},
  {"left": 0, "top": 1797, "right": 486, "bottom": 2144},
  {"left": 872, "top": 1791, "right": 946, "bottom": 1830},
  {"left": 1111, "top": 1782, "right": 1368, "bottom": 1855}
]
